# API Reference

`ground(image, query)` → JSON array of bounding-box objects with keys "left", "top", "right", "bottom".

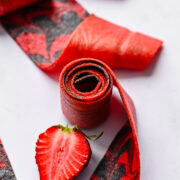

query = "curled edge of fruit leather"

[
  {"left": 0, "top": 0, "right": 163, "bottom": 72},
  {"left": 0, "top": 139, "right": 16, "bottom": 179},
  {"left": 53, "top": 14, "right": 162, "bottom": 72},
  {"left": 59, "top": 58, "right": 140, "bottom": 179}
]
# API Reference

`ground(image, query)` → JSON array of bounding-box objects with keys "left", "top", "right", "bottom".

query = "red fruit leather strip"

[
  {"left": 91, "top": 123, "right": 137, "bottom": 180},
  {"left": 57, "top": 15, "right": 162, "bottom": 71},
  {"left": 0, "top": 139, "right": 16, "bottom": 179},
  {"left": 59, "top": 58, "right": 140, "bottom": 179},
  {"left": 1, "top": 0, "right": 89, "bottom": 65},
  {"left": 1, "top": 0, "right": 162, "bottom": 71}
]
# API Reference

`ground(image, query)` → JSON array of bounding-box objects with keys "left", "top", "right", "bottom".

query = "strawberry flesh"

[{"left": 36, "top": 125, "right": 91, "bottom": 180}]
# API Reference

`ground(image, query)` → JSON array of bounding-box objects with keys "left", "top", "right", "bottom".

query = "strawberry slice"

[{"left": 36, "top": 125, "right": 102, "bottom": 180}]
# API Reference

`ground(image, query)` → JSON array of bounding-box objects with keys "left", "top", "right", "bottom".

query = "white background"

[{"left": 0, "top": 0, "right": 180, "bottom": 179}]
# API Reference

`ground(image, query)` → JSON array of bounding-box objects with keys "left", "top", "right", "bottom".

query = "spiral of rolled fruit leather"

[
  {"left": 1, "top": 0, "right": 162, "bottom": 72},
  {"left": 60, "top": 58, "right": 140, "bottom": 179}
]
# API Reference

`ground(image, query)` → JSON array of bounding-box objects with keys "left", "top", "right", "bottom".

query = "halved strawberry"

[{"left": 36, "top": 125, "right": 101, "bottom": 180}]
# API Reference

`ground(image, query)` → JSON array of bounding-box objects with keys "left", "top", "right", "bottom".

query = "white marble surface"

[{"left": 0, "top": 0, "right": 180, "bottom": 179}]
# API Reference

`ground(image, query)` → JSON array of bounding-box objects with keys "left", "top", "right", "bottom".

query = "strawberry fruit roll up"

[{"left": 0, "top": 0, "right": 162, "bottom": 71}]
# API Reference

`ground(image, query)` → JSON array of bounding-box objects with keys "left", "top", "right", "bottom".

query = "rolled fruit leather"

[
  {"left": 0, "top": 0, "right": 163, "bottom": 72},
  {"left": 60, "top": 58, "right": 140, "bottom": 179}
]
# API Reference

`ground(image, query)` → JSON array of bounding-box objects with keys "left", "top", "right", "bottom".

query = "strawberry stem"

[
  {"left": 73, "top": 126, "right": 103, "bottom": 141},
  {"left": 55, "top": 124, "right": 103, "bottom": 140}
]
